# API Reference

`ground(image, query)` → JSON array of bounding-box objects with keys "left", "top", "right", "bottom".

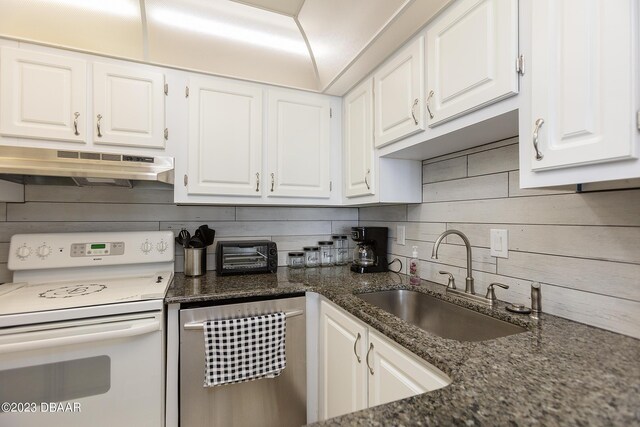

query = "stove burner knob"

[
  {"left": 141, "top": 241, "right": 153, "bottom": 253},
  {"left": 157, "top": 240, "right": 168, "bottom": 253},
  {"left": 36, "top": 245, "right": 51, "bottom": 258},
  {"left": 16, "top": 245, "right": 31, "bottom": 259}
]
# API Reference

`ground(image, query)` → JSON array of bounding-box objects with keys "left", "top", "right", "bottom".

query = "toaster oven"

[{"left": 215, "top": 240, "right": 278, "bottom": 275}]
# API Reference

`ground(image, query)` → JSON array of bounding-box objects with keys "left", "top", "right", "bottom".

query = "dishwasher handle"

[
  {"left": 183, "top": 309, "right": 304, "bottom": 330},
  {"left": 0, "top": 317, "right": 161, "bottom": 355}
]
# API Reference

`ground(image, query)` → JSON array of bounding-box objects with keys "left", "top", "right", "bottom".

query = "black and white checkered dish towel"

[{"left": 203, "top": 312, "right": 287, "bottom": 387}]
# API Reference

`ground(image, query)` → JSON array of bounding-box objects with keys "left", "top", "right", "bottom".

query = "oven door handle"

[{"left": 0, "top": 317, "right": 160, "bottom": 355}]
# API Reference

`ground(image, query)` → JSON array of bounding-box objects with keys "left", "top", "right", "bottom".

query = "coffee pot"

[{"left": 350, "top": 227, "right": 388, "bottom": 273}]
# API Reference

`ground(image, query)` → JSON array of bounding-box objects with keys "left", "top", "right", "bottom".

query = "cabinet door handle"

[
  {"left": 270, "top": 173, "right": 275, "bottom": 192},
  {"left": 426, "top": 90, "right": 434, "bottom": 119},
  {"left": 364, "top": 169, "right": 370, "bottom": 190},
  {"left": 96, "top": 114, "right": 103, "bottom": 138},
  {"left": 255, "top": 172, "right": 260, "bottom": 192},
  {"left": 410, "top": 98, "right": 419, "bottom": 125},
  {"left": 532, "top": 118, "right": 544, "bottom": 160},
  {"left": 366, "top": 343, "right": 374, "bottom": 375},
  {"left": 73, "top": 112, "right": 80, "bottom": 136},
  {"left": 353, "top": 332, "right": 361, "bottom": 363}
]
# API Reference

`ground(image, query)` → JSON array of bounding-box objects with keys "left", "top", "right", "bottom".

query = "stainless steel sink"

[{"left": 356, "top": 290, "right": 527, "bottom": 342}]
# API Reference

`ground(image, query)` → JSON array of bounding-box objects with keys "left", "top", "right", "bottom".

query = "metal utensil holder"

[{"left": 184, "top": 247, "right": 207, "bottom": 276}]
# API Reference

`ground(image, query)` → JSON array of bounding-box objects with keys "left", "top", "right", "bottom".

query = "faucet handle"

[
  {"left": 486, "top": 282, "right": 509, "bottom": 301},
  {"left": 438, "top": 271, "right": 456, "bottom": 290}
]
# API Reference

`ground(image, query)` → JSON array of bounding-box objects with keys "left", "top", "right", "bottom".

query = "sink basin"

[{"left": 356, "top": 290, "right": 527, "bottom": 342}]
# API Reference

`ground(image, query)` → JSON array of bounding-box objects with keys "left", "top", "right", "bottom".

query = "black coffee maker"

[{"left": 350, "top": 227, "right": 388, "bottom": 273}]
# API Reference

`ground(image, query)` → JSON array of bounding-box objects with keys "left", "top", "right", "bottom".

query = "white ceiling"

[
  {"left": 231, "top": 0, "right": 305, "bottom": 16},
  {"left": 0, "top": 0, "right": 451, "bottom": 94}
]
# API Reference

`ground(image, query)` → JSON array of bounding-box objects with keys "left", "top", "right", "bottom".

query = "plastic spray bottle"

[{"left": 409, "top": 245, "right": 420, "bottom": 285}]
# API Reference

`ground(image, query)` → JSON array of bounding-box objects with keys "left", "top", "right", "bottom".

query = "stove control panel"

[
  {"left": 8, "top": 231, "right": 175, "bottom": 271},
  {"left": 71, "top": 242, "right": 125, "bottom": 257}
]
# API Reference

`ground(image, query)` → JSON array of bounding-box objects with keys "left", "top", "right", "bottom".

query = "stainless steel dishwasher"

[{"left": 180, "top": 296, "right": 306, "bottom": 427}]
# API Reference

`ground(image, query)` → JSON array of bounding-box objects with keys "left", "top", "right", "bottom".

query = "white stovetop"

[{"left": 0, "top": 271, "right": 173, "bottom": 317}]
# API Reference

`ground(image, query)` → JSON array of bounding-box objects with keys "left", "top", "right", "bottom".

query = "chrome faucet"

[
  {"left": 432, "top": 230, "right": 508, "bottom": 307},
  {"left": 431, "top": 230, "right": 475, "bottom": 294}
]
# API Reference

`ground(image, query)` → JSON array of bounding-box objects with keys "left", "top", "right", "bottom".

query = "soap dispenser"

[{"left": 409, "top": 246, "right": 420, "bottom": 285}]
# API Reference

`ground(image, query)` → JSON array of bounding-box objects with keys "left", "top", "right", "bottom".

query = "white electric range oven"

[{"left": 0, "top": 231, "right": 174, "bottom": 427}]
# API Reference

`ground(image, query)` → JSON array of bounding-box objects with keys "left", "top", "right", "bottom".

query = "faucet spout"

[{"left": 431, "top": 230, "right": 475, "bottom": 294}]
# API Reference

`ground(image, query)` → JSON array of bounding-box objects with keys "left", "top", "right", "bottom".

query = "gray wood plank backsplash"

[
  {"left": 0, "top": 186, "right": 358, "bottom": 279},
  {"left": 361, "top": 138, "right": 640, "bottom": 339}
]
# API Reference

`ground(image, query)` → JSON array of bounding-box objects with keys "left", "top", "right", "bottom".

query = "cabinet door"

[
  {"left": 426, "top": 0, "right": 518, "bottom": 126},
  {"left": 319, "top": 300, "right": 368, "bottom": 420},
  {"left": 525, "top": 0, "right": 637, "bottom": 172},
  {"left": 344, "top": 79, "right": 374, "bottom": 198},
  {"left": 187, "top": 77, "right": 262, "bottom": 196},
  {"left": 267, "top": 90, "right": 331, "bottom": 198},
  {"left": 374, "top": 36, "right": 425, "bottom": 148},
  {"left": 0, "top": 47, "right": 86, "bottom": 142},
  {"left": 93, "top": 62, "right": 165, "bottom": 149},
  {"left": 367, "top": 331, "right": 450, "bottom": 408}
]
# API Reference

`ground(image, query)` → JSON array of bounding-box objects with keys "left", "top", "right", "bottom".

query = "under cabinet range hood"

[{"left": 0, "top": 146, "right": 174, "bottom": 187}]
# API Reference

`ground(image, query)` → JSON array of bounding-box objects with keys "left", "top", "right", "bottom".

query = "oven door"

[{"left": 0, "top": 312, "right": 163, "bottom": 427}]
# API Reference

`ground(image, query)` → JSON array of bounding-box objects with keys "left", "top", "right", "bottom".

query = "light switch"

[
  {"left": 490, "top": 229, "right": 508, "bottom": 258},
  {"left": 396, "top": 225, "right": 406, "bottom": 245}
]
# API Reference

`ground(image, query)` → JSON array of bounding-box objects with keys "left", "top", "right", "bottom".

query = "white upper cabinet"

[
  {"left": 344, "top": 78, "right": 374, "bottom": 198},
  {"left": 187, "top": 77, "right": 263, "bottom": 197},
  {"left": 93, "top": 62, "right": 166, "bottom": 149},
  {"left": 374, "top": 37, "right": 425, "bottom": 148},
  {"left": 0, "top": 47, "right": 87, "bottom": 143},
  {"left": 267, "top": 89, "right": 331, "bottom": 198},
  {"left": 519, "top": 0, "right": 640, "bottom": 187},
  {"left": 426, "top": 0, "right": 519, "bottom": 126}
]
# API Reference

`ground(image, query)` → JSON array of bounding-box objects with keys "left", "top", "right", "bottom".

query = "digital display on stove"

[{"left": 91, "top": 244, "right": 106, "bottom": 249}]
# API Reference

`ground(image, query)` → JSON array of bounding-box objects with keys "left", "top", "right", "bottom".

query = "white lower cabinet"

[
  {"left": 367, "top": 331, "right": 449, "bottom": 407},
  {"left": 319, "top": 299, "right": 450, "bottom": 421}
]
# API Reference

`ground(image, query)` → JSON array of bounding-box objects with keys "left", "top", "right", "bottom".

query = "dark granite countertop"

[{"left": 166, "top": 267, "right": 640, "bottom": 426}]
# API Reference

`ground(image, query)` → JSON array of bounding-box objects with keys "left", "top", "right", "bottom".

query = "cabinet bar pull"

[
  {"left": 270, "top": 173, "right": 275, "bottom": 192},
  {"left": 255, "top": 172, "right": 260, "bottom": 192},
  {"left": 96, "top": 114, "right": 103, "bottom": 138},
  {"left": 532, "top": 118, "right": 544, "bottom": 160},
  {"left": 364, "top": 169, "right": 370, "bottom": 190},
  {"left": 426, "top": 90, "right": 434, "bottom": 119},
  {"left": 73, "top": 112, "right": 80, "bottom": 136},
  {"left": 353, "top": 332, "right": 362, "bottom": 363},
  {"left": 183, "top": 309, "right": 303, "bottom": 330},
  {"left": 410, "top": 98, "right": 419, "bottom": 125},
  {"left": 366, "top": 343, "right": 374, "bottom": 375}
]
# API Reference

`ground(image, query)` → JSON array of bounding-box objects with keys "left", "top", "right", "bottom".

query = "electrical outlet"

[
  {"left": 490, "top": 229, "right": 509, "bottom": 258},
  {"left": 396, "top": 225, "right": 406, "bottom": 245}
]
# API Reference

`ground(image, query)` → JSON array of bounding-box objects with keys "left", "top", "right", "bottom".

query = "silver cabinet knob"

[
  {"left": 255, "top": 172, "right": 260, "bottom": 192},
  {"left": 426, "top": 90, "right": 434, "bottom": 119},
  {"left": 73, "top": 112, "right": 80, "bottom": 136},
  {"left": 532, "top": 118, "right": 544, "bottom": 160},
  {"left": 96, "top": 114, "right": 103, "bottom": 138},
  {"left": 410, "top": 98, "right": 419, "bottom": 125}
]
